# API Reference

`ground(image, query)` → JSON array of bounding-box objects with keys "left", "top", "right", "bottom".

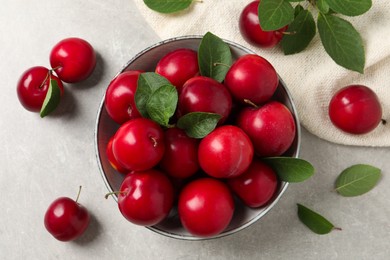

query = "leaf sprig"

[{"left": 259, "top": 0, "right": 371, "bottom": 73}]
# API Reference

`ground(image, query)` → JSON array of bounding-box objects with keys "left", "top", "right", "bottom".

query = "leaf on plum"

[
  {"left": 177, "top": 112, "right": 221, "bottom": 138},
  {"left": 258, "top": 0, "right": 295, "bottom": 31},
  {"left": 135, "top": 72, "right": 171, "bottom": 118},
  {"left": 198, "top": 32, "right": 232, "bottom": 83},
  {"left": 146, "top": 84, "right": 178, "bottom": 127},
  {"left": 40, "top": 79, "right": 61, "bottom": 118},
  {"left": 263, "top": 157, "right": 315, "bottom": 182},
  {"left": 281, "top": 9, "right": 316, "bottom": 55}
]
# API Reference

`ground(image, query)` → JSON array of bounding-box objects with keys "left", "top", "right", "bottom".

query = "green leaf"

[
  {"left": 263, "top": 157, "right": 314, "bottom": 182},
  {"left": 146, "top": 84, "right": 178, "bottom": 127},
  {"left": 143, "top": 0, "right": 193, "bottom": 14},
  {"left": 258, "top": 0, "right": 295, "bottom": 31},
  {"left": 297, "top": 204, "right": 339, "bottom": 235},
  {"left": 294, "top": 4, "right": 304, "bottom": 17},
  {"left": 326, "top": 0, "right": 371, "bottom": 16},
  {"left": 317, "top": 13, "right": 365, "bottom": 73},
  {"left": 135, "top": 72, "right": 171, "bottom": 118},
  {"left": 281, "top": 9, "right": 316, "bottom": 55},
  {"left": 335, "top": 164, "right": 381, "bottom": 197},
  {"left": 316, "top": 0, "right": 330, "bottom": 14},
  {"left": 176, "top": 112, "right": 221, "bottom": 138},
  {"left": 198, "top": 32, "right": 232, "bottom": 83},
  {"left": 40, "top": 79, "right": 61, "bottom": 118}
]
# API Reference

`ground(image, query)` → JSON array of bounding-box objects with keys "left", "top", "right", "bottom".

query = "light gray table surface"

[{"left": 1, "top": 1, "right": 389, "bottom": 259}]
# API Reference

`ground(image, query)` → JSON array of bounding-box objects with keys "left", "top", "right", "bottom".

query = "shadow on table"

[
  {"left": 74, "top": 213, "right": 102, "bottom": 246},
  {"left": 71, "top": 52, "right": 106, "bottom": 90}
]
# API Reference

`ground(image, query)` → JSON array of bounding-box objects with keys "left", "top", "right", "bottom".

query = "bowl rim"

[{"left": 94, "top": 35, "right": 301, "bottom": 240}]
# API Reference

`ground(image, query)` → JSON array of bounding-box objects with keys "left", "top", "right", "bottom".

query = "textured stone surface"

[{"left": 1, "top": 0, "right": 389, "bottom": 259}]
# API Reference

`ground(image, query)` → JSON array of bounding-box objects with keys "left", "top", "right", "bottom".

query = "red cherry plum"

[
  {"left": 112, "top": 118, "right": 165, "bottom": 171},
  {"left": 198, "top": 125, "right": 254, "bottom": 178},
  {"left": 237, "top": 101, "right": 296, "bottom": 157},
  {"left": 224, "top": 54, "right": 279, "bottom": 105},
  {"left": 329, "top": 85, "right": 382, "bottom": 134},
  {"left": 17, "top": 66, "right": 64, "bottom": 112},
  {"left": 50, "top": 37, "right": 96, "bottom": 83},
  {"left": 178, "top": 178, "right": 234, "bottom": 237}
]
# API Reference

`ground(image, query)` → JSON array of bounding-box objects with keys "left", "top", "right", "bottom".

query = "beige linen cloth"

[{"left": 134, "top": 0, "right": 389, "bottom": 147}]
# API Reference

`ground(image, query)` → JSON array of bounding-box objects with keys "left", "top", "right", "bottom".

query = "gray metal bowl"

[{"left": 94, "top": 35, "right": 301, "bottom": 240}]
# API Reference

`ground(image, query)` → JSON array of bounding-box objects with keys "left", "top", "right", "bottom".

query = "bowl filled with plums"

[{"left": 95, "top": 33, "right": 301, "bottom": 240}]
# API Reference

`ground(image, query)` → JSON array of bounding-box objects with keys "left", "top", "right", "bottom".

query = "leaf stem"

[
  {"left": 213, "top": 62, "right": 231, "bottom": 68},
  {"left": 333, "top": 227, "right": 342, "bottom": 231},
  {"left": 307, "top": 0, "right": 316, "bottom": 7},
  {"left": 282, "top": 31, "right": 297, "bottom": 35}
]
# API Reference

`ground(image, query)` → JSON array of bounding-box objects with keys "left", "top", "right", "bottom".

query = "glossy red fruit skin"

[
  {"left": 118, "top": 169, "right": 174, "bottom": 226},
  {"left": 227, "top": 160, "right": 278, "bottom": 208},
  {"left": 105, "top": 70, "right": 143, "bottom": 125},
  {"left": 178, "top": 178, "right": 234, "bottom": 237},
  {"left": 328, "top": 85, "right": 382, "bottom": 134},
  {"left": 106, "top": 136, "right": 129, "bottom": 174},
  {"left": 198, "top": 125, "right": 254, "bottom": 178},
  {"left": 239, "top": 1, "right": 287, "bottom": 48},
  {"left": 159, "top": 127, "right": 199, "bottom": 179},
  {"left": 237, "top": 101, "right": 296, "bottom": 157},
  {"left": 50, "top": 37, "right": 96, "bottom": 83},
  {"left": 44, "top": 197, "right": 90, "bottom": 242},
  {"left": 17, "top": 66, "right": 64, "bottom": 112},
  {"left": 178, "top": 76, "right": 232, "bottom": 124},
  {"left": 112, "top": 118, "right": 165, "bottom": 171},
  {"left": 224, "top": 54, "right": 278, "bottom": 105},
  {"left": 155, "top": 48, "right": 199, "bottom": 93}
]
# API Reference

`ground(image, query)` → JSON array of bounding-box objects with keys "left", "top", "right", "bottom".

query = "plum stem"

[
  {"left": 104, "top": 191, "right": 127, "bottom": 199},
  {"left": 39, "top": 71, "right": 51, "bottom": 89},
  {"left": 243, "top": 99, "right": 258, "bottom": 108},
  {"left": 51, "top": 65, "right": 62, "bottom": 72},
  {"left": 39, "top": 65, "right": 62, "bottom": 89},
  {"left": 381, "top": 119, "right": 387, "bottom": 125},
  {"left": 150, "top": 136, "right": 158, "bottom": 147},
  {"left": 75, "top": 186, "right": 82, "bottom": 203}
]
